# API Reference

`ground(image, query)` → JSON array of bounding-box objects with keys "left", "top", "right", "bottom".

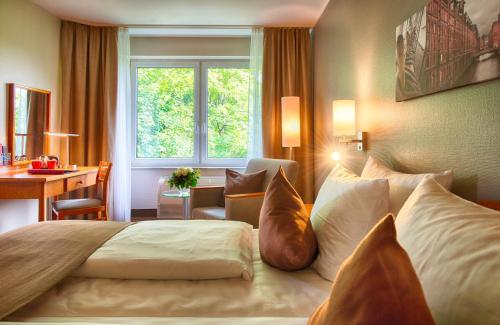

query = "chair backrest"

[
  {"left": 96, "top": 161, "right": 112, "bottom": 203},
  {"left": 245, "top": 158, "right": 299, "bottom": 191}
]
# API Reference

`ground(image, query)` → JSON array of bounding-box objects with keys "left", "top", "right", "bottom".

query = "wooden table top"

[{"left": 0, "top": 166, "right": 99, "bottom": 183}]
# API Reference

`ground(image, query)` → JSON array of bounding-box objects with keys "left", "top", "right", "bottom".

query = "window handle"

[{"left": 202, "top": 122, "right": 207, "bottom": 135}]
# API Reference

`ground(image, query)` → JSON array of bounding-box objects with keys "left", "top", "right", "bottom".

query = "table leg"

[
  {"left": 183, "top": 198, "right": 189, "bottom": 220},
  {"left": 38, "top": 197, "right": 46, "bottom": 222},
  {"left": 38, "top": 183, "right": 46, "bottom": 222}
]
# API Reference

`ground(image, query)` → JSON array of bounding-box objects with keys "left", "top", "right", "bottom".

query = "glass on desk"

[{"left": 161, "top": 191, "right": 190, "bottom": 220}]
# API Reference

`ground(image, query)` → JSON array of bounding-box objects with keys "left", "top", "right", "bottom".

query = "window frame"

[{"left": 131, "top": 58, "right": 250, "bottom": 168}]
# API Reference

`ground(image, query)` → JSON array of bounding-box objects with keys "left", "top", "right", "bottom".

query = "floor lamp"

[
  {"left": 44, "top": 132, "right": 80, "bottom": 168},
  {"left": 281, "top": 96, "right": 301, "bottom": 160}
]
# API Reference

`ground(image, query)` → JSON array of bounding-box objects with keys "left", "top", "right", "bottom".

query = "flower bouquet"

[{"left": 167, "top": 167, "right": 201, "bottom": 196}]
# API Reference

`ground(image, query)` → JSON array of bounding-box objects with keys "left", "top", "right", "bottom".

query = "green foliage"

[
  {"left": 137, "top": 67, "right": 195, "bottom": 158},
  {"left": 207, "top": 68, "right": 250, "bottom": 158},
  {"left": 167, "top": 167, "right": 201, "bottom": 190},
  {"left": 136, "top": 66, "right": 250, "bottom": 160}
]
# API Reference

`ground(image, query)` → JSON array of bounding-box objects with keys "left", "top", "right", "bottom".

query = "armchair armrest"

[
  {"left": 225, "top": 192, "right": 266, "bottom": 199},
  {"left": 225, "top": 192, "right": 265, "bottom": 228},
  {"left": 189, "top": 186, "right": 224, "bottom": 210}
]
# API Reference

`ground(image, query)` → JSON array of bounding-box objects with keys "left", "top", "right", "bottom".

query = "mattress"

[{"left": 8, "top": 229, "right": 331, "bottom": 321}]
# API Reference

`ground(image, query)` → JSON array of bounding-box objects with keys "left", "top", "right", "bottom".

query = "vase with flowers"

[{"left": 167, "top": 167, "right": 201, "bottom": 196}]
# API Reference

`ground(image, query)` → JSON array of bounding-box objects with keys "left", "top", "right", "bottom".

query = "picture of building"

[{"left": 396, "top": 0, "right": 500, "bottom": 101}]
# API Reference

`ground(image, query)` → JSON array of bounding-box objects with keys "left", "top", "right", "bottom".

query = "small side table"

[{"left": 161, "top": 191, "right": 190, "bottom": 220}]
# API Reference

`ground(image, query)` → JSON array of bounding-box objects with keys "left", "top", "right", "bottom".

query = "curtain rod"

[{"left": 62, "top": 19, "right": 313, "bottom": 30}]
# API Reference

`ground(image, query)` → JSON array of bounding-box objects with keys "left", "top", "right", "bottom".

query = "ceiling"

[{"left": 32, "top": 0, "right": 330, "bottom": 27}]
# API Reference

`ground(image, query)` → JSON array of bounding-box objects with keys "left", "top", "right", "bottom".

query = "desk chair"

[{"left": 52, "top": 161, "right": 112, "bottom": 221}]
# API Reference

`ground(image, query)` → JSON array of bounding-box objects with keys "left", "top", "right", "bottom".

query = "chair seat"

[
  {"left": 53, "top": 198, "right": 103, "bottom": 211},
  {"left": 191, "top": 207, "right": 226, "bottom": 220}
]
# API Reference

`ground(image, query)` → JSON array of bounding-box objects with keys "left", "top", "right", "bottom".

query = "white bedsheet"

[
  {"left": 73, "top": 220, "right": 254, "bottom": 281},
  {"left": 9, "top": 230, "right": 331, "bottom": 320}
]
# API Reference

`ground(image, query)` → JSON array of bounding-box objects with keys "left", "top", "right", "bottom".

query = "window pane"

[
  {"left": 136, "top": 67, "right": 195, "bottom": 158},
  {"left": 207, "top": 67, "right": 250, "bottom": 159}
]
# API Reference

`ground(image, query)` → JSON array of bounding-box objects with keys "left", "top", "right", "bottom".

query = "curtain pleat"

[
  {"left": 262, "top": 28, "right": 314, "bottom": 203},
  {"left": 60, "top": 21, "right": 118, "bottom": 214}
]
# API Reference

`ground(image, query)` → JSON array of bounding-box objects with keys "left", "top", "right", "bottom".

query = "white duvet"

[
  {"left": 10, "top": 230, "right": 331, "bottom": 320},
  {"left": 73, "top": 220, "right": 254, "bottom": 281}
]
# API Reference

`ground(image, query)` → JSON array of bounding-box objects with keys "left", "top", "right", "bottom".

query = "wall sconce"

[
  {"left": 332, "top": 100, "right": 367, "bottom": 152},
  {"left": 281, "top": 96, "right": 301, "bottom": 159}
]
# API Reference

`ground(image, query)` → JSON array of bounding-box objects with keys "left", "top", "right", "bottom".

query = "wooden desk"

[{"left": 0, "top": 167, "right": 99, "bottom": 221}]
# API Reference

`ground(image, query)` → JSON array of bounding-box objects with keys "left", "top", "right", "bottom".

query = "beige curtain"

[
  {"left": 60, "top": 21, "right": 118, "bottom": 167},
  {"left": 262, "top": 28, "right": 314, "bottom": 203}
]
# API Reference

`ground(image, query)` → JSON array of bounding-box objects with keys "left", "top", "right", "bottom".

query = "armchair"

[{"left": 190, "top": 158, "right": 299, "bottom": 228}]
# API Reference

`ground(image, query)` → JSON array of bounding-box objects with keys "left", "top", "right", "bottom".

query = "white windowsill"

[{"left": 131, "top": 166, "right": 245, "bottom": 170}]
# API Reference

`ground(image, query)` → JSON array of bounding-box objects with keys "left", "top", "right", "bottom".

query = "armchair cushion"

[
  {"left": 191, "top": 207, "right": 225, "bottom": 220},
  {"left": 219, "top": 169, "right": 267, "bottom": 207},
  {"left": 53, "top": 199, "right": 103, "bottom": 211}
]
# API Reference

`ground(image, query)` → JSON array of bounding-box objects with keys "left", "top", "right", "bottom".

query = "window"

[{"left": 132, "top": 60, "right": 250, "bottom": 167}]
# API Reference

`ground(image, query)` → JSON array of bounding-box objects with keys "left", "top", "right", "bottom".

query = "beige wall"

[
  {"left": 131, "top": 37, "right": 250, "bottom": 57},
  {"left": 313, "top": 0, "right": 500, "bottom": 201},
  {"left": 0, "top": 0, "right": 61, "bottom": 232}
]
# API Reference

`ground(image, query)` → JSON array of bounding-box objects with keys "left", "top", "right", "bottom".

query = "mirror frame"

[{"left": 7, "top": 83, "right": 51, "bottom": 166}]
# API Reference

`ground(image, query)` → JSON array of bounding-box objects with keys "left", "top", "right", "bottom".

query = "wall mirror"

[{"left": 7, "top": 83, "right": 51, "bottom": 165}]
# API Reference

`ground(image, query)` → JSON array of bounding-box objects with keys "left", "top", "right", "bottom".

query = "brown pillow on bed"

[
  {"left": 308, "top": 214, "right": 435, "bottom": 325},
  {"left": 219, "top": 169, "right": 267, "bottom": 207},
  {"left": 259, "top": 166, "right": 317, "bottom": 271}
]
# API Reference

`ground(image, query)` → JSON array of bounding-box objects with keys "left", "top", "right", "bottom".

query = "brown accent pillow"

[
  {"left": 308, "top": 214, "right": 435, "bottom": 325},
  {"left": 259, "top": 166, "right": 317, "bottom": 271},
  {"left": 219, "top": 169, "right": 267, "bottom": 207}
]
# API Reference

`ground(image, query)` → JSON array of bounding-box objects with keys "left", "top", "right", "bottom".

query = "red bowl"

[
  {"left": 31, "top": 160, "right": 43, "bottom": 169},
  {"left": 47, "top": 160, "right": 58, "bottom": 169}
]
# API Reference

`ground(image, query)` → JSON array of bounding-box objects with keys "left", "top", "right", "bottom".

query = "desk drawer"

[{"left": 66, "top": 175, "right": 88, "bottom": 192}]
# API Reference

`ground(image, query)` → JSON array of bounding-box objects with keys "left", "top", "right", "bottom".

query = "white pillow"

[
  {"left": 396, "top": 177, "right": 500, "bottom": 324},
  {"left": 310, "top": 163, "right": 389, "bottom": 281},
  {"left": 361, "top": 156, "right": 453, "bottom": 214}
]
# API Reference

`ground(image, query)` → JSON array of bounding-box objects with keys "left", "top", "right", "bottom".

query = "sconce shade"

[
  {"left": 332, "top": 100, "right": 356, "bottom": 136},
  {"left": 281, "top": 96, "right": 301, "bottom": 147}
]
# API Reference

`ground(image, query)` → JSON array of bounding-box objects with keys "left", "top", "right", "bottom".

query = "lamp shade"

[
  {"left": 332, "top": 100, "right": 356, "bottom": 136},
  {"left": 281, "top": 96, "right": 301, "bottom": 147}
]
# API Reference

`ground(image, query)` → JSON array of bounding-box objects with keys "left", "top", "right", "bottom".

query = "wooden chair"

[{"left": 52, "top": 161, "right": 112, "bottom": 221}]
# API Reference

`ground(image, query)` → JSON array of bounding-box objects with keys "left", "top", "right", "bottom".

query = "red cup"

[
  {"left": 31, "top": 160, "right": 43, "bottom": 169},
  {"left": 47, "top": 160, "right": 58, "bottom": 169}
]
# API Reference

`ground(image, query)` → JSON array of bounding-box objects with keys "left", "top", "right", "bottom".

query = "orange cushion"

[
  {"left": 259, "top": 166, "right": 317, "bottom": 271},
  {"left": 308, "top": 214, "right": 435, "bottom": 325},
  {"left": 219, "top": 169, "right": 267, "bottom": 206}
]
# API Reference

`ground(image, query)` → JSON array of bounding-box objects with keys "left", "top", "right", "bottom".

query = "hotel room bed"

[{"left": 5, "top": 228, "right": 331, "bottom": 323}]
